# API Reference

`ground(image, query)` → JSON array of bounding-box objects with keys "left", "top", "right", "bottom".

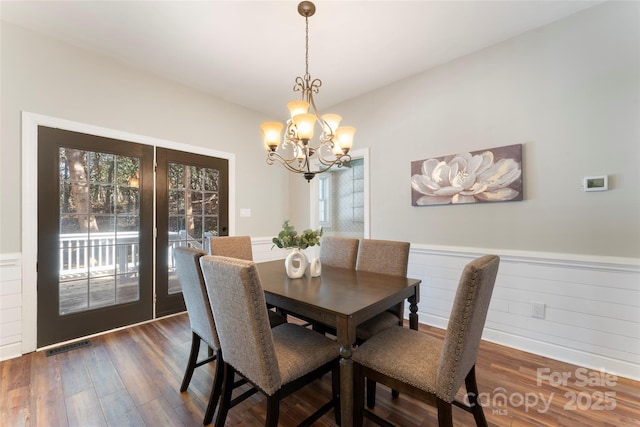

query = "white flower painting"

[{"left": 411, "top": 144, "right": 523, "bottom": 206}]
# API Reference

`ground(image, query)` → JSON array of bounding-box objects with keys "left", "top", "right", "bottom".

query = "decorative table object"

[
  {"left": 272, "top": 220, "right": 322, "bottom": 279},
  {"left": 308, "top": 257, "right": 322, "bottom": 277},
  {"left": 285, "top": 248, "right": 308, "bottom": 279}
]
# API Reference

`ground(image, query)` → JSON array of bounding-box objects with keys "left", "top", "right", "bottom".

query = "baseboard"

[{"left": 0, "top": 342, "right": 22, "bottom": 362}]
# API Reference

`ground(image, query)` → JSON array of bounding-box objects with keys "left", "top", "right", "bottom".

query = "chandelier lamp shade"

[{"left": 260, "top": 1, "right": 356, "bottom": 182}]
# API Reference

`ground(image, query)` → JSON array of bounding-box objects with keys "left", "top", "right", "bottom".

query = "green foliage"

[{"left": 272, "top": 220, "right": 323, "bottom": 250}]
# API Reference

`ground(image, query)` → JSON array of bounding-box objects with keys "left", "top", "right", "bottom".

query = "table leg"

[
  {"left": 409, "top": 292, "right": 419, "bottom": 330},
  {"left": 339, "top": 344, "right": 353, "bottom": 427}
]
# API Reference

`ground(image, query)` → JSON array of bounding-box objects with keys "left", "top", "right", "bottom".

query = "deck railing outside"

[{"left": 59, "top": 231, "right": 206, "bottom": 279}]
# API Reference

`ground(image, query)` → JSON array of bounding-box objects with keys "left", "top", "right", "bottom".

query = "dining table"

[{"left": 256, "top": 259, "right": 421, "bottom": 427}]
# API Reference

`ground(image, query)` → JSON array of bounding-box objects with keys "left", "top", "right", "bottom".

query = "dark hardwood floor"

[{"left": 1, "top": 313, "right": 638, "bottom": 426}]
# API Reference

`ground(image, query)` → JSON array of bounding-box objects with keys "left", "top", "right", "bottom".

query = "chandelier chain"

[{"left": 305, "top": 16, "right": 310, "bottom": 77}]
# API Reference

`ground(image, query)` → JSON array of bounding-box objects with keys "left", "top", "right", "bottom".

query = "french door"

[
  {"left": 37, "top": 127, "right": 154, "bottom": 347},
  {"left": 37, "top": 127, "right": 228, "bottom": 347},
  {"left": 155, "top": 148, "right": 228, "bottom": 316}
]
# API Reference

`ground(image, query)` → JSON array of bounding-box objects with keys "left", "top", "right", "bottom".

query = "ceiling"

[{"left": 1, "top": 0, "right": 603, "bottom": 118}]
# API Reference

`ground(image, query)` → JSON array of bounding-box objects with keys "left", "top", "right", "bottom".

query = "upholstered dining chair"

[
  {"left": 174, "top": 246, "right": 225, "bottom": 425},
  {"left": 314, "top": 239, "right": 410, "bottom": 341},
  {"left": 352, "top": 255, "right": 500, "bottom": 427},
  {"left": 354, "top": 238, "right": 410, "bottom": 404},
  {"left": 174, "top": 247, "right": 285, "bottom": 425},
  {"left": 319, "top": 236, "right": 359, "bottom": 269},
  {"left": 199, "top": 255, "right": 341, "bottom": 427},
  {"left": 355, "top": 239, "right": 410, "bottom": 341},
  {"left": 209, "top": 235, "right": 253, "bottom": 260},
  {"left": 210, "top": 235, "right": 286, "bottom": 327}
]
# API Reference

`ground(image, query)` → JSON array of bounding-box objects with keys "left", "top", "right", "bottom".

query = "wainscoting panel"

[
  {"left": 407, "top": 245, "right": 640, "bottom": 381},
  {"left": 0, "top": 253, "right": 22, "bottom": 361},
  {"left": 251, "top": 237, "right": 289, "bottom": 262}
]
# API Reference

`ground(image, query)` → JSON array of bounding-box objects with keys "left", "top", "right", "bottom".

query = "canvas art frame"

[{"left": 411, "top": 143, "right": 523, "bottom": 206}]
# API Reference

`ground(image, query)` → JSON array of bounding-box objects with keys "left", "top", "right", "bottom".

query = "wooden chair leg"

[
  {"left": 203, "top": 350, "right": 224, "bottom": 425},
  {"left": 180, "top": 331, "right": 201, "bottom": 392},
  {"left": 436, "top": 399, "right": 454, "bottom": 427},
  {"left": 366, "top": 378, "right": 377, "bottom": 409},
  {"left": 353, "top": 363, "right": 365, "bottom": 427},
  {"left": 331, "top": 366, "right": 341, "bottom": 425},
  {"left": 266, "top": 394, "right": 280, "bottom": 427},
  {"left": 465, "top": 366, "right": 488, "bottom": 427},
  {"left": 214, "top": 363, "right": 234, "bottom": 427}
]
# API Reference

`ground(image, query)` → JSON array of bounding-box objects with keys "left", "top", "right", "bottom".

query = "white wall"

[
  {"left": 320, "top": 1, "right": 639, "bottom": 258},
  {"left": 291, "top": 2, "right": 640, "bottom": 379},
  {"left": 0, "top": 21, "right": 290, "bottom": 255}
]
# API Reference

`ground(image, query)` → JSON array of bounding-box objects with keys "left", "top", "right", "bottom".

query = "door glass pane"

[
  {"left": 204, "top": 168, "right": 219, "bottom": 191},
  {"left": 318, "top": 158, "right": 365, "bottom": 238},
  {"left": 169, "top": 190, "right": 184, "bottom": 215},
  {"left": 89, "top": 276, "right": 116, "bottom": 309},
  {"left": 167, "top": 162, "right": 221, "bottom": 294},
  {"left": 116, "top": 186, "right": 139, "bottom": 214},
  {"left": 59, "top": 279, "right": 88, "bottom": 315},
  {"left": 58, "top": 148, "right": 141, "bottom": 315}
]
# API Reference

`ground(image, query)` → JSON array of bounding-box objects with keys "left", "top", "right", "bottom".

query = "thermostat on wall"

[{"left": 583, "top": 175, "right": 608, "bottom": 192}]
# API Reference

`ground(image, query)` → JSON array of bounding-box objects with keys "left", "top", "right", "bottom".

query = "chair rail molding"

[{"left": 406, "top": 243, "right": 640, "bottom": 381}]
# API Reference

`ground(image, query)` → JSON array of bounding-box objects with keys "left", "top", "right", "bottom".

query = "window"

[
  {"left": 318, "top": 175, "right": 331, "bottom": 227},
  {"left": 318, "top": 158, "right": 365, "bottom": 238}
]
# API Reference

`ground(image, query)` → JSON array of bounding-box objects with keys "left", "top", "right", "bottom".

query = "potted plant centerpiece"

[{"left": 272, "top": 220, "right": 323, "bottom": 278}]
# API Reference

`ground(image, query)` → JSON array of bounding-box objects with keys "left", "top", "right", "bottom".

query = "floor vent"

[{"left": 46, "top": 340, "right": 91, "bottom": 357}]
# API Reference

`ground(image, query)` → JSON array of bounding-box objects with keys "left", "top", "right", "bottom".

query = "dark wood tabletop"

[{"left": 256, "top": 259, "right": 421, "bottom": 427}]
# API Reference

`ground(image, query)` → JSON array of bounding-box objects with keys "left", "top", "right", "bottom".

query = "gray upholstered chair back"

[
  {"left": 199, "top": 256, "right": 281, "bottom": 395},
  {"left": 174, "top": 247, "right": 220, "bottom": 350},
  {"left": 356, "top": 239, "right": 410, "bottom": 277},
  {"left": 209, "top": 236, "right": 253, "bottom": 260},
  {"left": 437, "top": 255, "right": 500, "bottom": 401},
  {"left": 319, "top": 236, "right": 359, "bottom": 269}
]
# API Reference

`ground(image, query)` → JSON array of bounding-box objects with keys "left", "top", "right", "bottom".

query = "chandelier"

[{"left": 260, "top": 1, "right": 356, "bottom": 182}]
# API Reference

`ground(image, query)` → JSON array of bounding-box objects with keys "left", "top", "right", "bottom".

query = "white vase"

[
  {"left": 285, "top": 248, "right": 308, "bottom": 279},
  {"left": 308, "top": 258, "right": 322, "bottom": 277}
]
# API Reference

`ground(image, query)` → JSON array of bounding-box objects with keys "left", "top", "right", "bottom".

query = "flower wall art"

[{"left": 411, "top": 144, "right": 523, "bottom": 206}]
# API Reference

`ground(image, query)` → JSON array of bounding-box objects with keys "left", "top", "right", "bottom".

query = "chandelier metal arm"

[
  {"left": 267, "top": 150, "right": 351, "bottom": 180},
  {"left": 267, "top": 150, "right": 308, "bottom": 171},
  {"left": 260, "top": 1, "right": 355, "bottom": 182},
  {"left": 318, "top": 152, "right": 351, "bottom": 167}
]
